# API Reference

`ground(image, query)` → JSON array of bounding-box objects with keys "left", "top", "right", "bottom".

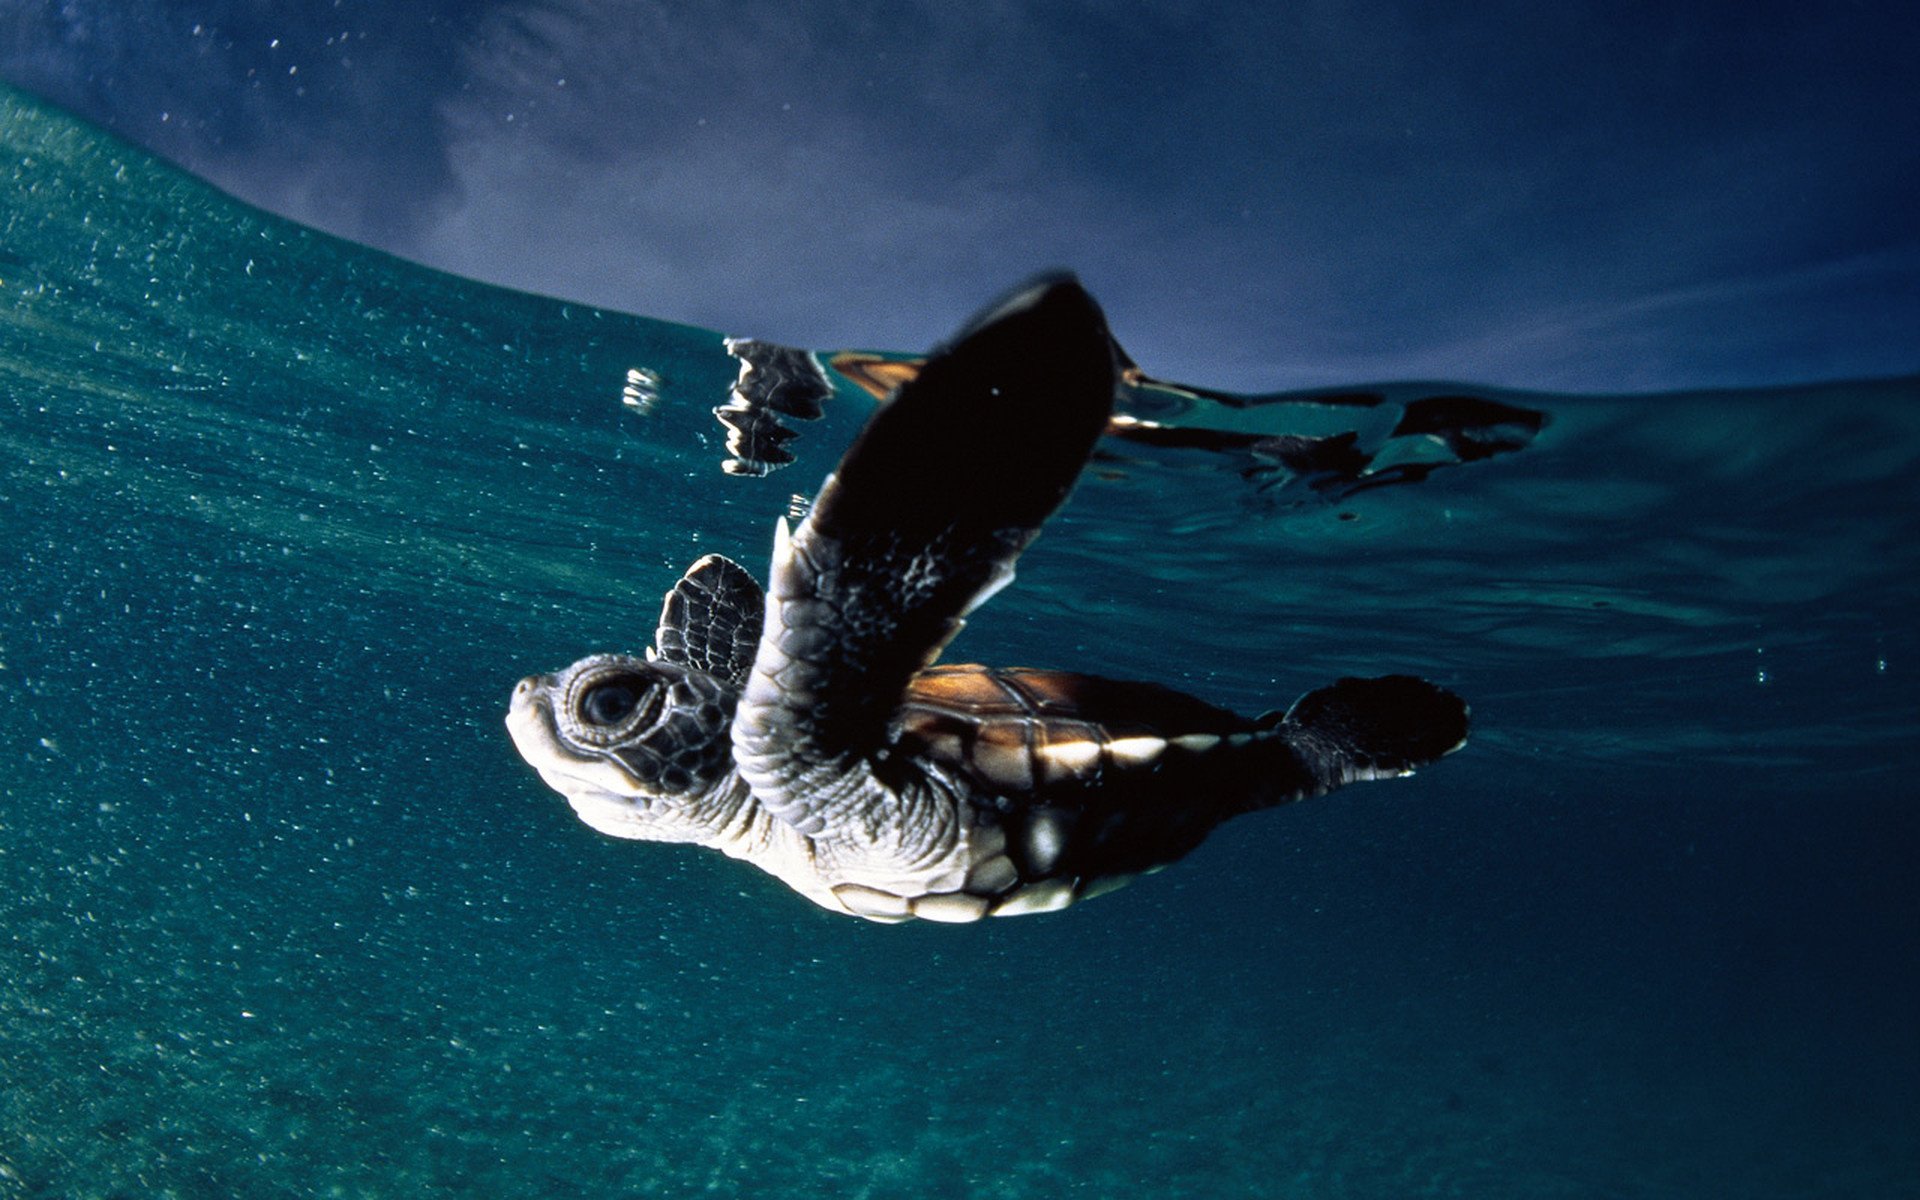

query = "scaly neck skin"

[
  {"left": 710, "top": 765, "right": 983, "bottom": 918},
  {"left": 698, "top": 771, "right": 845, "bottom": 912}
]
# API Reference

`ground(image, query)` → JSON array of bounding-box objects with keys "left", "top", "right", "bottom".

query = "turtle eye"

[{"left": 580, "top": 680, "right": 644, "bottom": 726}]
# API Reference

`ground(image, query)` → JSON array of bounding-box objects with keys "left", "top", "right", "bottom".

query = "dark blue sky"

[{"left": 5, "top": 0, "right": 1916, "bottom": 392}]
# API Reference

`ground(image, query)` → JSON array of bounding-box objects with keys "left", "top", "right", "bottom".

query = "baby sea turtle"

[{"left": 506, "top": 277, "right": 1469, "bottom": 923}]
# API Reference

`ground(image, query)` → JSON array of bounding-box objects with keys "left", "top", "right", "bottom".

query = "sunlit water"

[{"left": 3, "top": 86, "right": 1916, "bottom": 1198}]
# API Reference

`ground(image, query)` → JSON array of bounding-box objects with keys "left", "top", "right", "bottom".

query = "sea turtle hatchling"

[{"left": 506, "top": 277, "right": 1469, "bottom": 923}]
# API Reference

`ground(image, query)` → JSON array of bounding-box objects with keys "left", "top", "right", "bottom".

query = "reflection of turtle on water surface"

[{"left": 507, "top": 278, "right": 1469, "bottom": 923}]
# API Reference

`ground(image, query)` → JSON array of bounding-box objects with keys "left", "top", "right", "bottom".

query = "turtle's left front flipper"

[{"left": 735, "top": 277, "right": 1118, "bottom": 834}]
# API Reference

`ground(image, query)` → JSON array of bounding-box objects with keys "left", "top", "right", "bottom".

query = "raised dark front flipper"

[
  {"left": 735, "top": 277, "right": 1118, "bottom": 833},
  {"left": 654, "top": 554, "right": 765, "bottom": 687}
]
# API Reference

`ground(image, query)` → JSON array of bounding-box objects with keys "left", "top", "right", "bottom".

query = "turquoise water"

[{"left": 3, "top": 84, "right": 1917, "bottom": 1197}]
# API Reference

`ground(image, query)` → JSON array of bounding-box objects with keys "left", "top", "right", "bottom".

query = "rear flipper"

[
  {"left": 1263, "top": 674, "right": 1470, "bottom": 793},
  {"left": 983, "top": 674, "right": 1469, "bottom": 900}
]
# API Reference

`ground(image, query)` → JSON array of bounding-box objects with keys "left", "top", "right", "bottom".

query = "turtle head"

[{"left": 506, "top": 653, "right": 744, "bottom": 845}]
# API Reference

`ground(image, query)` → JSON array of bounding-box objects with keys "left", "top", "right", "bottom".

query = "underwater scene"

[{"left": 2, "top": 84, "right": 1917, "bottom": 1197}]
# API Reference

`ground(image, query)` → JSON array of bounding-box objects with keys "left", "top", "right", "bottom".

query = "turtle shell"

[{"left": 895, "top": 663, "right": 1258, "bottom": 799}]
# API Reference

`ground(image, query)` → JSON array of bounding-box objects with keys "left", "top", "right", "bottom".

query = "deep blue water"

[{"left": 3, "top": 85, "right": 1917, "bottom": 1198}]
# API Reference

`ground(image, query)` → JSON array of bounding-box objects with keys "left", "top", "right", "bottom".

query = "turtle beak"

[
  {"left": 506, "top": 675, "right": 652, "bottom": 802},
  {"left": 505, "top": 675, "right": 560, "bottom": 765}
]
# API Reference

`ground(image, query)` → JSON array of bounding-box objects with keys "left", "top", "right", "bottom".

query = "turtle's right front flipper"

[{"left": 734, "top": 277, "right": 1118, "bottom": 834}]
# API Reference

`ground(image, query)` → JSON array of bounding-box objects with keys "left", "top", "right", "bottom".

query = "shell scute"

[
  {"left": 907, "top": 664, "right": 1021, "bottom": 710},
  {"left": 897, "top": 664, "right": 1253, "bottom": 798}
]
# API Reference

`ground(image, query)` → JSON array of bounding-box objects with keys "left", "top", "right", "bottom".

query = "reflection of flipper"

[
  {"left": 826, "top": 353, "right": 923, "bottom": 402},
  {"left": 734, "top": 277, "right": 1117, "bottom": 832},
  {"left": 712, "top": 338, "right": 833, "bottom": 476},
  {"left": 831, "top": 350, "right": 1386, "bottom": 416},
  {"left": 1394, "top": 394, "right": 1548, "bottom": 462},
  {"left": 1114, "top": 342, "right": 1386, "bottom": 412},
  {"left": 1252, "top": 431, "right": 1373, "bottom": 482},
  {"left": 830, "top": 356, "right": 1548, "bottom": 504}
]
